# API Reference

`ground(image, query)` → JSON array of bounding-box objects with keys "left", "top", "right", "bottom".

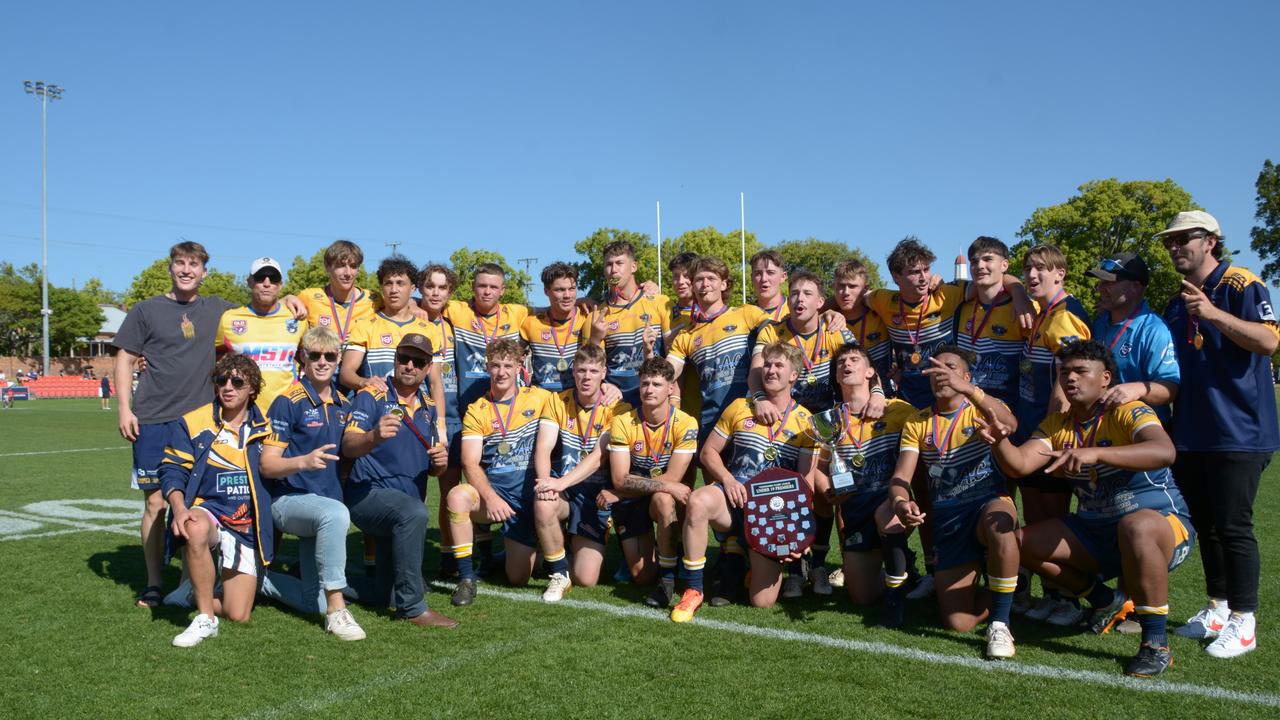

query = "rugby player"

[
  {"left": 340, "top": 257, "right": 434, "bottom": 392},
  {"left": 417, "top": 263, "right": 464, "bottom": 577},
  {"left": 749, "top": 249, "right": 790, "bottom": 325},
  {"left": 522, "top": 262, "right": 591, "bottom": 392},
  {"left": 298, "top": 240, "right": 376, "bottom": 391},
  {"left": 589, "top": 240, "right": 671, "bottom": 408},
  {"left": 986, "top": 340, "right": 1193, "bottom": 677},
  {"left": 954, "top": 237, "right": 1025, "bottom": 405},
  {"left": 830, "top": 259, "right": 892, "bottom": 383},
  {"left": 215, "top": 256, "right": 308, "bottom": 413}
]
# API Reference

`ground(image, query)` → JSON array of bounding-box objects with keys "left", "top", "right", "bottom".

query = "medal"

[
  {"left": 489, "top": 390, "right": 519, "bottom": 457},
  {"left": 804, "top": 373, "right": 817, "bottom": 386},
  {"left": 441, "top": 363, "right": 452, "bottom": 375},
  {"left": 642, "top": 405, "right": 675, "bottom": 477},
  {"left": 765, "top": 400, "right": 796, "bottom": 466},
  {"left": 850, "top": 453, "right": 865, "bottom": 468},
  {"left": 928, "top": 464, "right": 944, "bottom": 480},
  {"left": 910, "top": 350, "right": 922, "bottom": 366},
  {"left": 763, "top": 446, "right": 779, "bottom": 461},
  {"left": 897, "top": 295, "right": 928, "bottom": 365},
  {"left": 389, "top": 406, "right": 405, "bottom": 419},
  {"left": 1193, "top": 332, "right": 1204, "bottom": 350},
  {"left": 556, "top": 358, "right": 570, "bottom": 372},
  {"left": 649, "top": 466, "right": 664, "bottom": 478},
  {"left": 496, "top": 441, "right": 512, "bottom": 455},
  {"left": 928, "top": 399, "right": 970, "bottom": 481},
  {"left": 1019, "top": 359, "right": 1033, "bottom": 374},
  {"left": 787, "top": 318, "right": 824, "bottom": 381}
]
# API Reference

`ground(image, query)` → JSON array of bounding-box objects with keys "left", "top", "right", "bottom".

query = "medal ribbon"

[
  {"left": 1105, "top": 304, "right": 1141, "bottom": 352},
  {"left": 489, "top": 391, "right": 519, "bottom": 443},
  {"left": 694, "top": 303, "right": 729, "bottom": 325},
  {"left": 969, "top": 290, "right": 1006, "bottom": 342},
  {"left": 842, "top": 402, "right": 869, "bottom": 452},
  {"left": 472, "top": 302, "right": 503, "bottom": 345},
  {"left": 1071, "top": 407, "right": 1103, "bottom": 450},
  {"left": 787, "top": 319, "right": 824, "bottom": 371},
  {"left": 766, "top": 399, "right": 796, "bottom": 447},
  {"left": 549, "top": 306, "right": 578, "bottom": 360},
  {"left": 609, "top": 285, "right": 644, "bottom": 311},
  {"left": 897, "top": 294, "right": 929, "bottom": 348},
  {"left": 1025, "top": 289, "right": 1067, "bottom": 354},
  {"left": 767, "top": 300, "right": 786, "bottom": 322},
  {"left": 642, "top": 404, "right": 675, "bottom": 468},
  {"left": 851, "top": 311, "right": 868, "bottom": 346},
  {"left": 398, "top": 394, "right": 438, "bottom": 450},
  {"left": 930, "top": 399, "right": 971, "bottom": 461},
  {"left": 326, "top": 286, "right": 361, "bottom": 343},
  {"left": 572, "top": 393, "right": 602, "bottom": 449}
]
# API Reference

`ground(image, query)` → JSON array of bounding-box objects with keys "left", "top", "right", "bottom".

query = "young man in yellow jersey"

[
  {"left": 298, "top": 240, "right": 376, "bottom": 391},
  {"left": 216, "top": 256, "right": 309, "bottom": 414},
  {"left": 589, "top": 240, "right": 670, "bottom": 408},
  {"left": 445, "top": 263, "right": 531, "bottom": 410},
  {"left": 607, "top": 357, "right": 698, "bottom": 608},
  {"left": 672, "top": 343, "right": 816, "bottom": 621},
  {"left": 340, "top": 257, "right": 435, "bottom": 393},
  {"left": 446, "top": 338, "right": 551, "bottom": 606},
  {"left": 749, "top": 250, "right": 790, "bottom": 325},
  {"left": 417, "top": 263, "right": 463, "bottom": 576},
  {"left": 831, "top": 259, "right": 892, "bottom": 383},
  {"left": 531, "top": 344, "right": 628, "bottom": 601},
  {"left": 522, "top": 262, "right": 590, "bottom": 393}
]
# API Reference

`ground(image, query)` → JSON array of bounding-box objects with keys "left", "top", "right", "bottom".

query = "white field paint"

[
  {"left": 429, "top": 582, "right": 1280, "bottom": 710},
  {"left": 0, "top": 446, "right": 128, "bottom": 458},
  {"left": 0, "top": 502, "right": 136, "bottom": 541},
  {"left": 23, "top": 498, "right": 138, "bottom": 521}
]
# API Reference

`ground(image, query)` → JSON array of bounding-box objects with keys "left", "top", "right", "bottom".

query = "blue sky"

[{"left": 2, "top": 2, "right": 1277, "bottom": 296}]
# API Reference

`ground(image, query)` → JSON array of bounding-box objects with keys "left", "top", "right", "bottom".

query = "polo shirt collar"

[{"left": 1200, "top": 259, "right": 1230, "bottom": 291}]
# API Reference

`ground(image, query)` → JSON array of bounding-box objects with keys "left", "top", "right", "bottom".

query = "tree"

[
  {"left": 0, "top": 262, "right": 104, "bottom": 356},
  {"left": 79, "top": 277, "right": 122, "bottom": 306},
  {"left": 660, "top": 226, "right": 763, "bottom": 302},
  {"left": 279, "top": 249, "right": 379, "bottom": 298},
  {"left": 774, "top": 238, "right": 884, "bottom": 290},
  {"left": 574, "top": 228, "right": 660, "bottom": 299},
  {"left": 448, "top": 249, "right": 530, "bottom": 305},
  {"left": 1014, "top": 179, "right": 1196, "bottom": 317},
  {"left": 48, "top": 286, "right": 106, "bottom": 356},
  {"left": 1250, "top": 159, "right": 1280, "bottom": 286},
  {"left": 124, "top": 259, "right": 250, "bottom": 307}
]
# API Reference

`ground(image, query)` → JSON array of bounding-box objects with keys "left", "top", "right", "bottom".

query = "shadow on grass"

[{"left": 86, "top": 544, "right": 190, "bottom": 627}]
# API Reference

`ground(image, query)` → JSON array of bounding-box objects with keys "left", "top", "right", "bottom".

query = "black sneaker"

[
  {"left": 644, "top": 578, "right": 675, "bottom": 608},
  {"left": 451, "top": 578, "right": 478, "bottom": 607},
  {"left": 881, "top": 592, "right": 906, "bottom": 629},
  {"left": 1124, "top": 643, "right": 1172, "bottom": 678}
]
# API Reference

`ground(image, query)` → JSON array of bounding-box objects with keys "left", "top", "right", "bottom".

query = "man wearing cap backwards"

[
  {"left": 1160, "top": 210, "right": 1279, "bottom": 658},
  {"left": 1088, "top": 252, "right": 1180, "bottom": 425},
  {"left": 341, "top": 333, "right": 457, "bottom": 628},
  {"left": 216, "top": 257, "right": 310, "bottom": 413}
]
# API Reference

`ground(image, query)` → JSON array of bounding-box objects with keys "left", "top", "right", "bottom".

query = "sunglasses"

[
  {"left": 396, "top": 353, "right": 430, "bottom": 368},
  {"left": 306, "top": 351, "right": 339, "bottom": 363},
  {"left": 251, "top": 271, "right": 283, "bottom": 284},
  {"left": 213, "top": 374, "right": 246, "bottom": 388},
  {"left": 1164, "top": 231, "right": 1207, "bottom": 247}
]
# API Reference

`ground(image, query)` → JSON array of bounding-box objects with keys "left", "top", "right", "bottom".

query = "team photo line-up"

[{"left": 111, "top": 208, "right": 1274, "bottom": 679}]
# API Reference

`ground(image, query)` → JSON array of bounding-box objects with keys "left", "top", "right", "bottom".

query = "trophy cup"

[{"left": 806, "top": 408, "right": 855, "bottom": 495}]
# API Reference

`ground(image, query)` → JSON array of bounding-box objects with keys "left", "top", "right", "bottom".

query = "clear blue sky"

[{"left": 3, "top": 2, "right": 1277, "bottom": 296}]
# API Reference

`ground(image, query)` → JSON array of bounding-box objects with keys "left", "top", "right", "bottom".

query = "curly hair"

[
  {"left": 887, "top": 236, "right": 935, "bottom": 276},
  {"left": 212, "top": 353, "right": 263, "bottom": 402},
  {"left": 932, "top": 344, "right": 977, "bottom": 372},
  {"left": 1055, "top": 339, "right": 1118, "bottom": 387}
]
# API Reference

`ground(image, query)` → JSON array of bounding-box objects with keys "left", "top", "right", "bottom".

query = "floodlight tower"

[{"left": 24, "top": 81, "right": 63, "bottom": 376}]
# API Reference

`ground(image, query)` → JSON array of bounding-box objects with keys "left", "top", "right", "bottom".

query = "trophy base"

[{"left": 830, "top": 470, "right": 856, "bottom": 495}]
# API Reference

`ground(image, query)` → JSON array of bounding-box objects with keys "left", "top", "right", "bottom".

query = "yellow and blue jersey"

[
  {"left": 600, "top": 291, "right": 671, "bottom": 406},
  {"left": 954, "top": 293, "right": 1026, "bottom": 405},
  {"left": 713, "top": 397, "right": 815, "bottom": 482},
  {"left": 668, "top": 304, "right": 703, "bottom": 422},
  {"left": 1032, "top": 401, "right": 1190, "bottom": 522},
  {"left": 1164, "top": 262, "right": 1280, "bottom": 452},
  {"left": 421, "top": 316, "right": 460, "bottom": 429},
  {"left": 540, "top": 390, "right": 628, "bottom": 485},
  {"left": 1016, "top": 294, "right": 1091, "bottom": 439},
  {"left": 445, "top": 300, "right": 530, "bottom": 411},
  {"left": 215, "top": 304, "right": 307, "bottom": 413},
  {"left": 299, "top": 286, "right": 375, "bottom": 348},
  {"left": 607, "top": 405, "right": 699, "bottom": 478},
  {"left": 461, "top": 386, "right": 549, "bottom": 499},
  {"left": 344, "top": 383, "right": 439, "bottom": 502},
  {"left": 521, "top": 309, "right": 590, "bottom": 392},
  {"left": 899, "top": 399, "right": 1008, "bottom": 513},
  {"left": 756, "top": 319, "right": 856, "bottom": 412},
  {"left": 347, "top": 312, "right": 435, "bottom": 382},
  {"left": 264, "top": 377, "right": 350, "bottom": 502},
  {"left": 824, "top": 399, "right": 916, "bottom": 519},
  {"left": 668, "top": 305, "right": 768, "bottom": 432},
  {"left": 869, "top": 283, "right": 967, "bottom": 408},
  {"left": 844, "top": 309, "right": 893, "bottom": 384}
]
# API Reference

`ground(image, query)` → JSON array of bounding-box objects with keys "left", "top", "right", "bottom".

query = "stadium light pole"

[{"left": 24, "top": 80, "right": 63, "bottom": 377}]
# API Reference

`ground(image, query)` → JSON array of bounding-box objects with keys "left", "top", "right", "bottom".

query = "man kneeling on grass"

[
  {"left": 985, "top": 340, "right": 1194, "bottom": 678},
  {"left": 161, "top": 354, "right": 274, "bottom": 647}
]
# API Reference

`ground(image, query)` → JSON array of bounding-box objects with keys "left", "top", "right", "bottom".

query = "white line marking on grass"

[
  {"left": 429, "top": 582, "right": 1280, "bottom": 709},
  {"left": 239, "top": 615, "right": 602, "bottom": 720},
  {"left": 0, "top": 509, "right": 134, "bottom": 538},
  {"left": 0, "top": 446, "right": 128, "bottom": 458}
]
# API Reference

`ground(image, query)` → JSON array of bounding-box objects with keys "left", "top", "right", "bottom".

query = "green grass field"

[{"left": 1, "top": 399, "right": 1277, "bottom": 719}]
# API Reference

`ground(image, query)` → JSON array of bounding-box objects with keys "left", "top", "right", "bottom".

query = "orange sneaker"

[{"left": 671, "top": 589, "right": 704, "bottom": 623}]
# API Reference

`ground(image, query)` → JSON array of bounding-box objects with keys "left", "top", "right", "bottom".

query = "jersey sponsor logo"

[
  {"left": 318, "top": 316, "right": 332, "bottom": 326},
  {"left": 522, "top": 409, "right": 535, "bottom": 417},
  {"left": 819, "top": 348, "right": 829, "bottom": 358},
  {"left": 381, "top": 334, "right": 393, "bottom": 345},
  {"left": 231, "top": 320, "right": 248, "bottom": 335},
  {"left": 236, "top": 345, "right": 298, "bottom": 364},
  {"left": 640, "top": 313, "right": 651, "bottom": 322},
  {"left": 1261, "top": 301, "right": 1276, "bottom": 322},
  {"left": 286, "top": 319, "right": 299, "bottom": 333},
  {"left": 723, "top": 325, "right": 737, "bottom": 332},
  {"left": 501, "top": 324, "right": 511, "bottom": 332},
  {"left": 541, "top": 330, "right": 553, "bottom": 341},
  {"left": 962, "top": 426, "right": 975, "bottom": 436},
  {"left": 693, "top": 336, "right": 704, "bottom": 348}
]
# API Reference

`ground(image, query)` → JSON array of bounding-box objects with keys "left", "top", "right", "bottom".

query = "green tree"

[
  {"left": 79, "top": 277, "right": 122, "bottom": 306},
  {"left": 49, "top": 286, "right": 106, "bottom": 356},
  {"left": 1249, "top": 159, "right": 1280, "bottom": 285},
  {"left": 279, "top": 249, "right": 379, "bottom": 298},
  {"left": 0, "top": 262, "right": 104, "bottom": 356},
  {"left": 448, "top": 249, "right": 530, "bottom": 305},
  {"left": 1014, "top": 178, "right": 1196, "bottom": 317},
  {"left": 660, "top": 226, "right": 763, "bottom": 302},
  {"left": 574, "top": 228, "right": 659, "bottom": 299},
  {"left": 774, "top": 238, "right": 884, "bottom": 290},
  {"left": 125, "top": 259, "right": 250, "bottom": 307}
]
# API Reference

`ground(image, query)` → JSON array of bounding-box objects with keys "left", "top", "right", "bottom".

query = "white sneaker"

[
  {"left": 172, "top": 613, "right": 219, "bottom": 647},
  {"left": 781, "top": 574, "right": 805, "bottom": 599},
  {"left": 1175, "top": 600, "right": 1230, "bottom": 640},
  {"left": 827, "top": 567, "right": 845, "bottom": 588},
  {"left": 542, "top": 572, "right": 572, "bottom": 603},
  {"left": 906, "top": 573, "right": 935, "bottom": 600},
  {"left": 163, "top": 578, "right": 194, "bottom": 609},
  {"left": 986, "top": 621, "right": 1016, "bottom": 659},
  {"left": 1025, "top": 596, "right": 1057, "bottom": 621},
  {"left": 1206, "top": 613, "right": 1258, "bottom": 659},
  {"left": 811, "top": 566, "right": 833, "bottom": 596},
  {"left": 325, "top": 608, "right": 367, "bottom": 641},
  {"left": 1045, "top": 599, "right": 1085, "bottom": 627}
]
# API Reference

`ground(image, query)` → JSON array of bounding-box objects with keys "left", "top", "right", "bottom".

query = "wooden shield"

[{"left": 742, "top": 467, "right": 815, "bottom": 559}]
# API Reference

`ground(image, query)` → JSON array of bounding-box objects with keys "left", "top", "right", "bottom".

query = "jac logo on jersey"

[
  {"left": 381, "top": 334, "right": 393, "bottom": 345},
  {"left": 231, "top": 320, "right": 248, "bottom": 335},
  {"left": 318, "top": 316, "right": 332, "bottom": 326}
]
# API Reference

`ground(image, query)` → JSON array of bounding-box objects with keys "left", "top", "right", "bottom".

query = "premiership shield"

[{"left": 743, "top": 467, "right": 815, "bottom": 560}]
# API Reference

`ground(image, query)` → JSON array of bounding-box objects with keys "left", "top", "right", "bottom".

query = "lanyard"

[
  {"left": 968, "top": 290, "right": 1005, "bottom": 342},
  {"left": 765, "top": 301, "right": 786, "bottom": 322},
  {"left": 549, "top": 307, "right": 579, "bottom": 358},
  {"left": 930, "top": 400, "right": 971, "bottom": 461},
  {"left": 787, "top": 319, "right": 824, "bottom": 371},
  {"left": 842, "top": 402, "right": 868, "bottom": 451},
  {"left": 766, "top": 399, "right": 796, "bottom": 446},
  {"left": 571, "top": 393, "right": 602, "bottom": 448},
  {"left": 608, "top": 286, "right": 644, "bottom": 311},
  {"left": 327, "top": 286, "right": 361, "bottom": 343},
  {"left": 642, "top": 405, "right": 675, "bottom": 467},
  {"left": 489, "top": 391, "right": 519, "bottom": 441},
  {"left": 897, "top": 294, "right": 929, "bottom": 347},
  {"left": 1071, "top": 408, "right": 1103, "bottom": 450},
  {"left": 1026, "top": 290, "right": 1067, "bottom": 353},
  {"left": 397, "top": 397, "right": 437, "bottom": 450},
  {"left": 472, "top": 303, "right": 503, "bottom": 345},
  {"left": 1106, "top": 305, "right": 1141, "bottom": 352},
  {"left": 694, "top": 303, "right": 729, "bottom": 325}
]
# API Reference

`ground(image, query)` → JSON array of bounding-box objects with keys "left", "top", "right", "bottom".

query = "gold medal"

[
  {"left": 763, "top": 446, "right": 779, "bottom": 461},
  {"left": 1019, "top": 359, "right": 1033, "bottom": 374},
  {"left": 389, "top": 406, "right": 405, "bottom": 419},
  {"left": 1193, "top": 332, "right": 1204, "bottom": 350},
  {"left": 804, "top": 373, "right": 817, "bottom": 386},
  {"left": 850, "top": 453, "right": 865, "bottom": 468},
  {"left": 910, "top": 351, "right": 922, "bottom": 366},
  {"left": 496, "top": 441, "right": 512, "bottom": 455},
  {"left": 649, "top": 466, "right": 664, "bottom": 478},
  {"left": 441, "top": 364, "right": 452, "bottom": 375},
  {"left": 556, "top": 358, "right": 570, "bottom": 372}
]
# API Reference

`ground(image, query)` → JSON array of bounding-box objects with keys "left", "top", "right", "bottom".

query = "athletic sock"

[
  {"left": 681, "top": 556, "right": 707, "bottom": 593},
  {"left": 453, "top": 542, "right": 477, "bottom": 581},
  {"left": 719, "top": 537, "right": 747, "bottom": 589},
  {"left": 989, "top": 575, "right": 1018, "bottom": 625},
  {"left": 545, "top": 548, "right": 569, "bottom": 577},
  {"left": 1084, "top": 581, "right": 1117, "bottom": 609},
  {"left": 785, "top": 558, "right": 803, "bottom": 577},
  {"left": 813, "top": 513, "right": 835, "bottom": 566},
  {"left": 658, "top": 554, "right": 678, "bottom": 583},
  {"left": 883, "top": 532, "right": 909, "bottom": 581},
  {"left": 1135, "top": 604, "right": 1169, "bottom": 647}
]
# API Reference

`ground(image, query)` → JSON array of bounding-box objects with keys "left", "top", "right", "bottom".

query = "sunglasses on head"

[
  {"left": 306, "top": 350, "right": 339, "bottom": 363},
  {"left": 251, "top": 271, "right": 283, "bottom": 284},
  {"left": 396, "top": 353, "right": 429, "bottom": 368},
  {"left": 213, "top": 374, "right": 246, "bottom": 388}
]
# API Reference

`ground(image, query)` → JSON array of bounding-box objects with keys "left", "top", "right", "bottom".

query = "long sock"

[
  {"left": 658, "top": 554, "right": 678, "bottom": 583},
  {"left": 439, "top": 548, "right": 457, "bottom": 573},
  {"left": 1084, "top": 581, "right": 1117, "bottom": 609},
  {"left": 883, "top": 532, "right": 909, "bottom": 581},
  {"left": 989, "top": 575, "right": 1018, "bottom": 625},
  {"left": 813, "top": 514, "right": 835, "bottom": 566},
  {"left": 1135, "top": 605, "right": 1169, "bottom": 647},
  {"left": 785, "top": 558, "right": 803, "bottom": 577},
  {"left": 681, "top": 556, "right": 707, "bottom": 593},
  {"left": 719, "top": 538, "right": 747, "bottom": 590},
  {"left": 453, "top": 542, "right": 476, "bottom": 581},
  {"left": 545, "top": 548, "right": 569, "bottom": 577}
]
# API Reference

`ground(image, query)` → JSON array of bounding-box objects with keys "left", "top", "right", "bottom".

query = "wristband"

[
  {"left": 870, "top": 385, "right": 885, "bottom": 397},
  {"left": 751, "top": 391, "right": 767, "bottom": 403}
]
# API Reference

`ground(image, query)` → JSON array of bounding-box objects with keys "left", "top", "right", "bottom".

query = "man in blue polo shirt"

[
  {"left": 1161, "top": 210, "right": 1279, "bottom": 658},
  {"left": 1088, "top": 252, "right": 1180, "bottom": 424},
  {"left": 342, "top": 333, "right": 458, "bottom": 628}
]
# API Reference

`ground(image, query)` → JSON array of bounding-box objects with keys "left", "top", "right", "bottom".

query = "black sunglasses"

[
  {"left": 251, "top": 271, "right": 283, "bottom": 284},
  {"left": 213, "top": 374, "right": 246, "bottom": 388},
  {"left": 396, "top": 353, "right": 429, "bottom": 368},
  {"left": 306, "top": 351, "right": 339, "bottom": 363},
  {"left": 1164, "top": 231, "right": 1208, "bottom": 247}
]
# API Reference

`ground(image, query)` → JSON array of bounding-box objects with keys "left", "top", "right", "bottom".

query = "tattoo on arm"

[{"left": 620, "top": 474, "right": 664, "bottom": 494}]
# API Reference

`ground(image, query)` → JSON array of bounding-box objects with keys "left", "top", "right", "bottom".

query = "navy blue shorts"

[
  {"left": 933, "top": 495, "right": 1005, "bottom": 572},
  {"left": 131, "top": 420, "right": 181, "bottom": 491},
  {"left": 1061, "top": 510, "right": 1196, "bottom": 581},
  {"left": 445, "top": 425, "right": 463, "bottom": 468},
  {"left": 493, "top": 486, "right": 536, "bottom": 549},
  {"left": 610, "top": 498, "right": 652, "bottom": 542},
  {"left": 711, "top": 483, "right": 745, "bottom": 543},
  {"left": 840, "top": 502, "right": 882, "bottom": 553},
  {"left": 565, "top": 483, "right": 611, "bottom": 545}
]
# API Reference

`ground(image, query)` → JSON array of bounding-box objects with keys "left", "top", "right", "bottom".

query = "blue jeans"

[
  {"left": 346, "top": 487, "right": 430, "bottom": 618},
  {"left": 259, "top": 493, "right": 351, "bottom": 614}
]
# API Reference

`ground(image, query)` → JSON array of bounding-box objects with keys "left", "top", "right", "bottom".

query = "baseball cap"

[
  {"left": 396, "top": 333, "right": 434, "bottom": 357},
  {"left": 249, "top": 257, "right": 283, "bottom": 276},
  {"left": 1155, "top": 210, "right": 1221, "bottom": 238},
  {"left": 1088, "top": 252, "right": 1150, "bottom": 284}
]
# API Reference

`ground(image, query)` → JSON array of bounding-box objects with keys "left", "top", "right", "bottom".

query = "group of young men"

[{"left": 113, "top": 210, "right": 1275, "bottom": 678}]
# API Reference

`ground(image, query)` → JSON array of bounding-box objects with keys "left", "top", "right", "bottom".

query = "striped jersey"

[
  {"left": 668, "top": 305, "right": 768, "bottom": 430},
  {"left": 346, "top": 312, "right": 435, "bottom": 382},
  {"left": 607, "top": 405, "right": 699, "bottom": 477},
  {"left": 445, "top": 299, "right": 530, "bottom": 411},
  {"left": 421, "top": 316, "right": 460, "bottom": 429},
  {"left": 599, "top": 290, "right": 671, "bottom": 406},
  {"left": 868, "top": 283, "right": 968, "bottom": 408},
  {"left": 299, "top": 286, "right": 375, "bottom": 348},
  {"left": 844, "top": 308, "right": 893, "bottom": 384},
  {"left": 713, "top": 397, "right": 815, "bottom": 482},
  {"left": 461, "top": 386, "right": 549, "bottom": 498},
  {"left": 954, "top": 292, "right": 1026, "bottom": 404},
  {"left": 215, "top": 304, "right": 308, "bottom": 413},
  {"left": 540, "top": 390, "right": 629, "bottom": 485},
  {"left": 755, "top": 318, "right": 856, "bottom": 412},
  {"left": 521, "top": 309, "right": 590, "bottom": 392},
  {"left": 824, "top": 398, "right": 916, "bottom": 520},
  {"left": 1016, "top": 294, "right": 1091, "bottom": 439},
  {"left": 899, "top": 400, "right": 1008, "bottom": 512}
]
